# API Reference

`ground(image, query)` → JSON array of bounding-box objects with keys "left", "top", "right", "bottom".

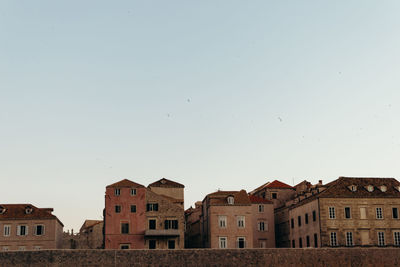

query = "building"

[
  {"left": 104, "top": 178, "right": 185, "bottom": 249},
  {"left": 0, "top": 204, "right": 63, "bottom": 251},
  {"left": 287, "top": 177, "right": 400, "bottom": 248},
  {"left": 186, "top": 189, "right": 275, "bottom": 249},
  {"left": 250, "top": 180, "right": 295, "bottom": 247},
  {"left": 249, "top": 195, "right": 275, "bottom": 248},
  {"left": 63, "top": 220, "right": 104, "bottom": 249}
]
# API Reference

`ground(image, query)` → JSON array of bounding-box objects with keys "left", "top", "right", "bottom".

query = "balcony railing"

[{"left": 145, "top": 229, "right": 180, "bottom": 237}]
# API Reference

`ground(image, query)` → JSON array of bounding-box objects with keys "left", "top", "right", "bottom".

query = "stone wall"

[{"left": 0, "top": 248, "right": 400, "bottom": 267}]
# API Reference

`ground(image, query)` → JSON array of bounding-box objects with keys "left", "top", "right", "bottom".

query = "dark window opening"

[
  {"left": 115, "top": 205, "right": 121, "bottom": 213},
  {"left": 299, "top": 238, "right": 303, "bottom": 248},
  {"left": 345, "top": 207, "right": 351, "bottom": 219},
  {"left": 165, "top": 220, "right": 178, "bottom": 230},
  {"left": 312, "top": 210, "right": 316, "bottom": 221},
  {"left": 314, "top": 234, "right": 318, "bottom": 247},
  {"left": 149, "top": 240, "right": 156, "bottom": 249},
  {"left": 121, "top": 223, "right": 129, "bottom": 234},
  {"left": 306, "top": 236, "right": 310, "bottom": 247},
  {"left": 168, "top": 240, "right": 175, "bottom": 249},
  {"left": 292, "top": 240, "right": 295, "bottom": 248},
  {"left": 271, "top": 193, "right": 277, "bottom": 199},
  {"left": 393, "top": 208, "right": 399, "bottom": 219},
  {"left": 291, "top": 218, "right": 294, "bottom": 228},
  {"left": 298, "top": 216, "right": 301, "bottom": 227},
  {"left": 130, "top": 205, "right": 136, "bottom": 213},
  {"left": 147, "top": 203, "right": 159, "bottom": 212},
  {"left": 149, "top": 219, "right": 156, "bottom": 230},
  {"left": 305, "top": 213, "right": 309, "bottom": 224}
]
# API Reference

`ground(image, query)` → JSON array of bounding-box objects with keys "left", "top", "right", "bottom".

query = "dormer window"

[
  {"left": 227, "top": 196, "right": 234, "bottom": 205},
  {"left": 25, "top": 206, "right": 33, "bottom": 214},
  {"left": 0, "top": 206, "right": 6, "bottom": 214},
  {"left": 349, "top": 185, "right": 357, "bottom": 192},
  {"left": 397, "top": 186, "right": 400, "bottom": 192},
  {"left": 367, "top": 185, "right": 374, "bottom": 192},
  {"left": 380, "top": 185, "right": 387, "bottom": 192}
]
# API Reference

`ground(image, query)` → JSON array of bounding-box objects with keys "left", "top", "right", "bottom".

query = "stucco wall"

[{"left": 0, "top": 248, "right": 400, "bottom": 267}]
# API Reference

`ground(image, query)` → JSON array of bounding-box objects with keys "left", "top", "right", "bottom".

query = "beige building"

[
  {"left": 288, "top": 177, "right": 400, "bottom": 248},
  {"left": 0, "top": 204, "right": 63, "bottom": 251},
  {"left": 63, "top": 220, "right": 104, "bottom": 249},
  {"left": 145, "top": 179, "right": 185, "bottom": 249},
  {"left": 185, "top": 201, "right": 202, "bottom": 248}
]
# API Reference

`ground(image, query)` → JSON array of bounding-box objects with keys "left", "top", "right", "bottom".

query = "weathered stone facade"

[{"left": 1, "top": 248, "right": 400, "bottom": 267}]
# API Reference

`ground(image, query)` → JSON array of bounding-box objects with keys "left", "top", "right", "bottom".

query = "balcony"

[{"left": 145, "top": 229, "right": 180, "bottom": 237}]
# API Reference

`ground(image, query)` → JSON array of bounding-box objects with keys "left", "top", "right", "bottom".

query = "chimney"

[
  {"left": 42, "top": 208, "right": 54, "bottom": 214},
  {"left": 318, "top": 180, "right": 323, "bottom": 186}
]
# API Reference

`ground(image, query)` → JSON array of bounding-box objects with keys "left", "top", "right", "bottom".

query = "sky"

[{"left": 1, "top": 1, "right": 400, "bottom": 231}]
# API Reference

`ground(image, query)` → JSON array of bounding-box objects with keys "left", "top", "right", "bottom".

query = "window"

[
  {"left": 218, "top": 216, "right": 227, "bottom": 228},
  {"left": 360, "top": 207, "right": 367, "bottom": 219},
  {"left": 298, "top": 216, "right": 301, "bottom": 227},
  {"left": 146, "top": 203, "right": 159, "bottom": 212},
  {"left": 219, "top": 237, "right": 227, "bottom": 248},
  {"left": 346, "top": 232, "right": 353, "bottom": 246},
  {"left": 17, "top": 225, "right": 27, "bottom": 236},
  {"left": 312, "top": 210, "right": 316, "bottom": 221},
  {"left": 367, "top": 185, "right": 374, "bottom": 192},
  {"left": 18, "top": 246, "right": 26, "bottom": 251},
  {"left": 149, "top": 219, "right": 156, "bottom": 230},
  {"left": 378, "top": 232, "right": 385, "bottom": 246},
  {"left": 291, "top": 218, "right": 294, "bottom": 229},
  {"left": 168, "top": 240, "right": 175, "bottom": 249},
  {"left": 261, "top": 192, "right": 266, "bottom": 199},
  {"left": 258, "top": 221, "right": 266, "bottom": 231},
  {"left": 394, "top": 232, "right": 400, "bottom": 246},
  {"left": 292, "top": 240, "right": 295, "bottom": 248},
  {"left": 305, "top": 213, "right": 309, "bottom": 224},
  {"left": 227, "top": 196, "right": 234, "bottom": 205},
  {"left": 350, "top": 185, "right": 357, "bottom": 192},
  {"left": 259, "top": 240, "right": 266, "bottom": 248},
  {"left": 237, "top": 216, "right": 245, "bottom": 228},
  {"left": 306, "top": 236, "right": 310, "bottom": 247},
  {"left": 330, "top": 232, "right": 337, "bottom": 247},
  {"left": 149, "top": 240, "right": 156, "bottom": 249},
  {"left": 34, "top": 225, "right": 45, "bottom": 236},
  {"left": 329, "top": 207, "right": 335, "bottom": 219},
  {"left": 130, "top": 205, "right": 136, "bottom": 213},
  {"left": 120, "top": 244, "right": 130, "bottom": 249},
  {"left": 271, "top": 193, "right": 277, "bottom": 199},
  {"left": 380, "top": 185, "right": 387, "bottom": 192},
  {"left": 258, "top": 205, "right": 264, "bottom": 213},
  {"left": 115, "top": 205, "right": 121, "bottom": 213},
  {"left": 121, "top": 223, "right": 129, "bottom": 234},
  {"left": 299, "top": 238, "right": 302, "bottom": 248},
  {"left": 115, "top": 188, "right": 120, "bottom": 196},
  {"left": 33, "top": 246, "right": 41, "bottom": 250},
  {"left": 237, "top": 237, "right": 245, "bottom": 248},
  {"left": 345, "top": 207, "right": 351, "bottom": 219},
  {"left": 3, "top": 225, "right": 10, "bottom": 237},
  {"left": 2, "top": 246, "right": 9, "bottom": 251},
  {"left": 164, "top": 220, "right": 178, "bottom": 229},
  {"left": 130, "top": 188, "right": 136, "bottom": 196},
  {"left": 393, "top": 208, "right": 399, "bottom": 219},
  {"left": 314, "top": 233, "right": 318, "bottom": 247},
  {"left": 376, "top": 207, "right": 383, "bottom": 219}
]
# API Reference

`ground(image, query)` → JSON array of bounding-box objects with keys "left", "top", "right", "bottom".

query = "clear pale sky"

[{"left": 1, "top": 1, "right": 400, "bottom": 231}]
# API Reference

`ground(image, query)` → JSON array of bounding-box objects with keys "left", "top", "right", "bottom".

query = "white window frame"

[
  {"left": 376, "top": 207, "right": 383, "bottom": 219},
  {"left": 378, "top": 231, "right": 385, "bottom": 246},
  {"left": 17, "top": 225, "right": 28, "bottom": 236},
  {"left": 115, "top": 188, "right": 121, "bottom": 196},
  {"left": 330, "top": 232, "right": 337, "bottom": 247},
  {"left": 218, "top": 216, "right": 227, "bottom": 228},
  {"left": 258, "top": 221, "right": 267, "bottom": 232},
  {"left": 2, "top": 246, "right": 9, "bottom": 251},
  {"left": 227, "top": 196, "right": 234, "bottom": 205},
  {"left": 237, "top": 216, "right": 245, "bottom": 228},
  {"left": 4, "top": 225, "right": 11, "bottom": 237},
  {"left": 237, "top": 237, "right": 246, "bottom": 248},
  {"left": 33, "top": 246, "right": 41, "bottom": 250},
  {"left": 130, "top": 188, "right": 136, "bottom": 196},
  {"left": 219, "top": 237, "right": 227, "bottom": 249},
  {"left": 18, "top": 246, "right": 26, "bottom": 251},
  {"left": 394, "top": 231, "right": 400, "bottom": 246},
  {"left": 34, "top": 225, "right": 45, "bottom": 236},
  {"left": 258, "top": 205, "right": 264, "bottom": 213},
  {"left": 346, "top": 232, "right": 354, "bottom": 246},
  {"left": 328, "top": 207, "right": 336, "bottom": 219}
]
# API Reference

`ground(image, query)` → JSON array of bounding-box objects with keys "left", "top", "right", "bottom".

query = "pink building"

[{"left": 104, "top": 179, "right": 147, "bottom": 249}]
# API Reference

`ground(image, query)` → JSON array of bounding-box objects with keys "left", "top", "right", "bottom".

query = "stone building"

[
  {"left": 250, "top": 180, "right": 295, "bottom": 247},
  {"left": 186, "top": 189, "right": 275, "bottom": 249},
  {"left": 63, "top": 220, "right": 104, "bottom": 249},
  {"left": 287, "top": 177, "right": 400, "bottom": 248},
  {"left": 0, "top": 204, "right": 63, "bottom": 251},
  {"left": 104, "top": 178, "right": 185, "bottom": 249}
]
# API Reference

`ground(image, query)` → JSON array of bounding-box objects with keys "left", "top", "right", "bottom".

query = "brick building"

[
  {"left": 104, "top": 178, "right": 184, "bottom": 249},
  {"left": 0, "top": 204, "right": 63, "bottom": 251}
]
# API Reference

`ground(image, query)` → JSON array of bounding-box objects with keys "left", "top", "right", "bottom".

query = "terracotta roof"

[
  {"left": 205, "top": 190, "right": 251, "bottom": 205},
  {"left": 148, "top": 178, "right": 184, "bottom": 188},
  {"left": 265, "top": 180, "right": 294, "bottom": 189},
  {"left": 249, "top": 195, "right": 273, "bottom": 204},
  {"left": 80, "top": 220, "right": 102, "bottom": 230},
  {"left": 106, "top": 179, "right": 145, "bottom": 188},
  {"left": 0, "top": 204, "right": 63, "bottom": 226},
  {"left": 318, "top": 177, "right": 400, "bottom": 198}
]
